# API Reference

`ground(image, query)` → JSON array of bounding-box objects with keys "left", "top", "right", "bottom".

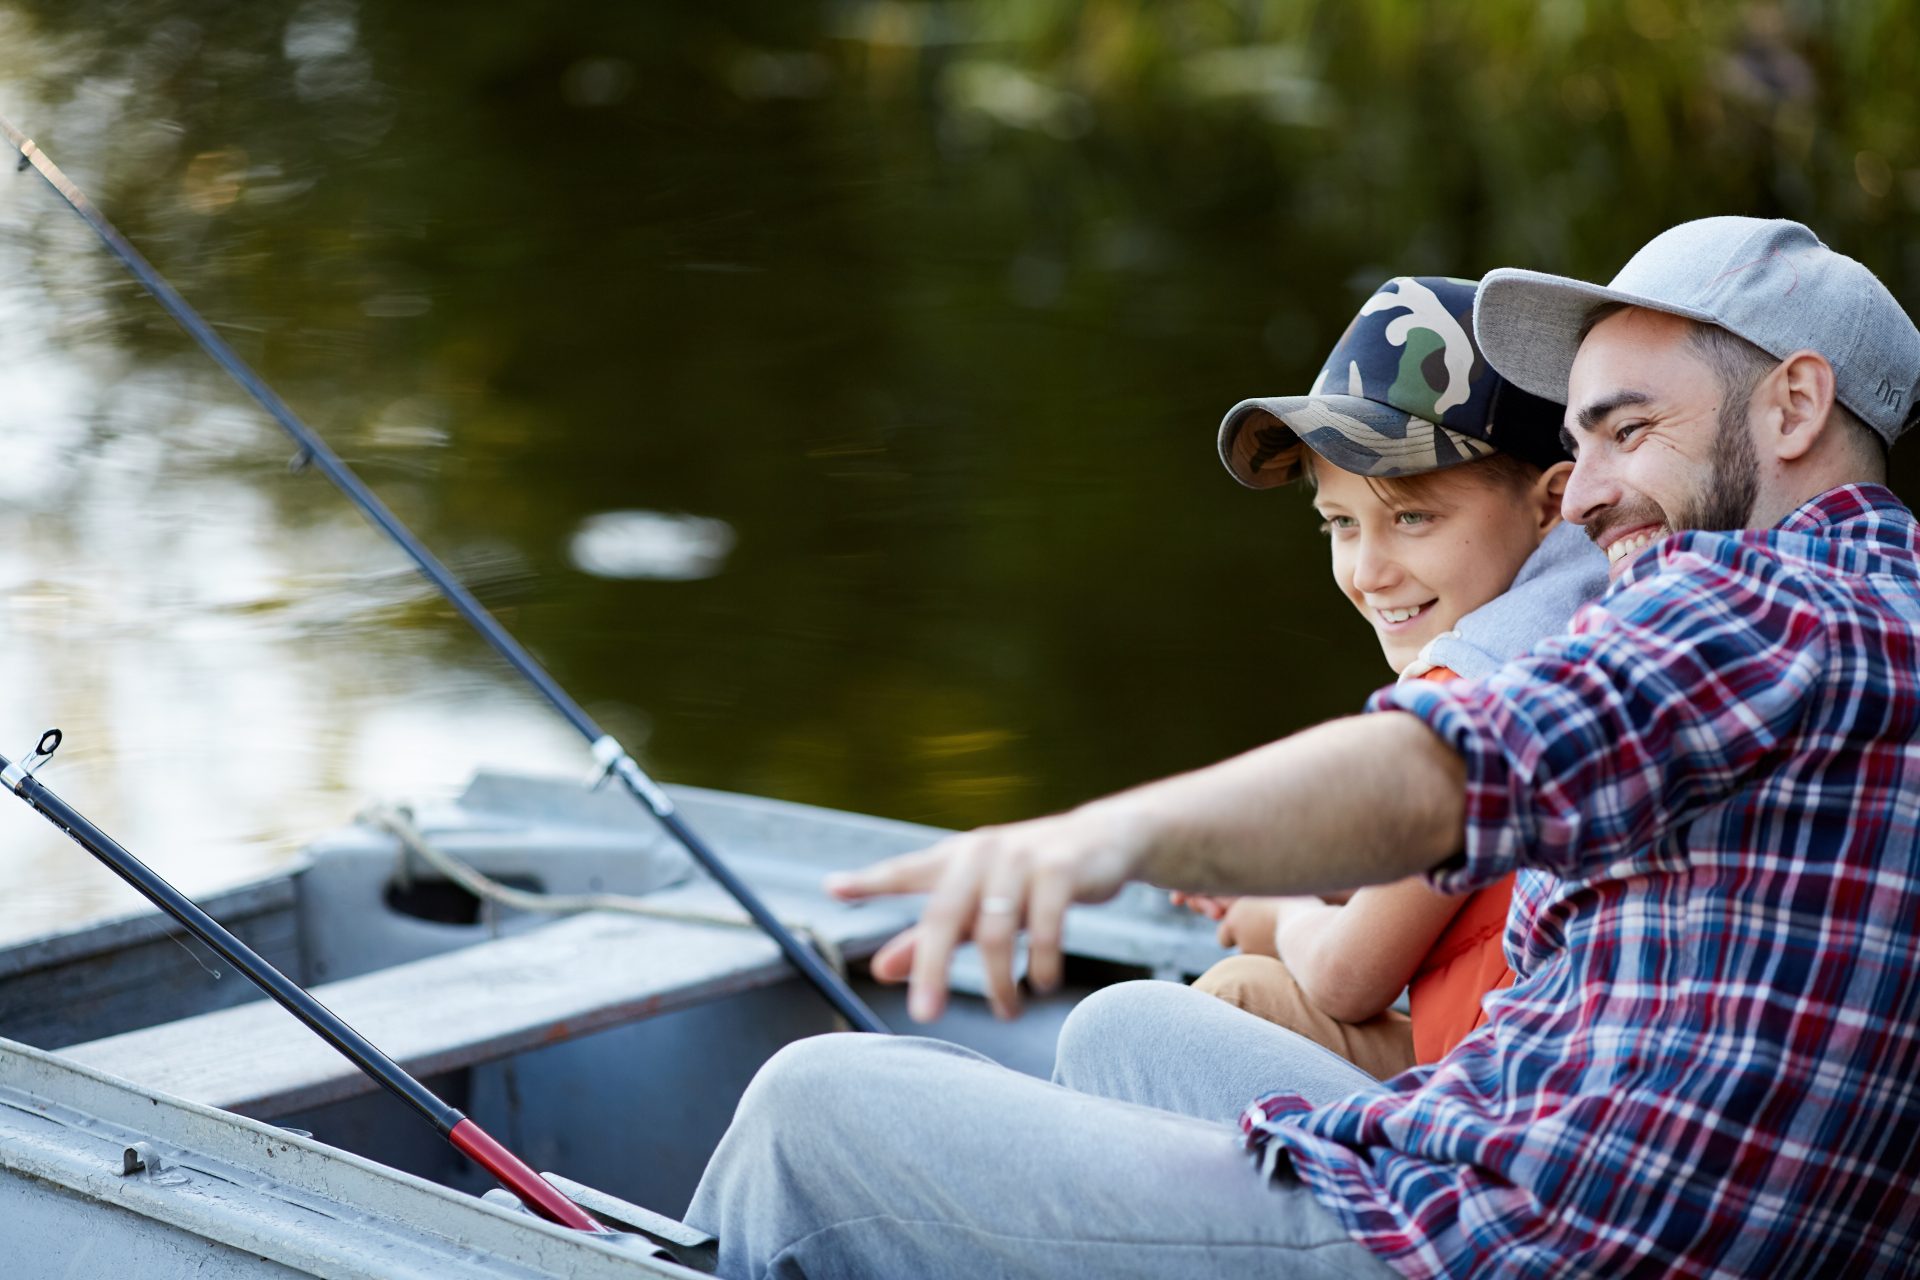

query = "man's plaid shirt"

[{"left": 1244, "top": 485, "right": 1920, "bottom": 1277}]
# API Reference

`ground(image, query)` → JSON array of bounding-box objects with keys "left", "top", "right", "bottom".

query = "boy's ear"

[{"left": 1531, "top": 462, "right": 1572, "bottom": 537}]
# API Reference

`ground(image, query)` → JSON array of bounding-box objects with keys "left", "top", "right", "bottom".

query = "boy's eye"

[
  {"left": 1394, "top": 511, "right": 1435, "bottom": 526},
  {"left": 1317, "top": 514, "right": 1357, "bottom": 534}
]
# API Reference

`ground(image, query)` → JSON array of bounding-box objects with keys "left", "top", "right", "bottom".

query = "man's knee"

[
  {"left": 733, "top": 1031, "right": 888, "bottom": 1126},
  {"left": 1054, "top": 979, "right": 1204, "bottom": 1088},
  {"left": 696, "top": 1033, "right": 900, "bottom": 1227}
]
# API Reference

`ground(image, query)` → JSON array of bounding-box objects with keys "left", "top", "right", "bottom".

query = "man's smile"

[{"left": 1600, "top": 524, "right": 1670, "bottom": 572}]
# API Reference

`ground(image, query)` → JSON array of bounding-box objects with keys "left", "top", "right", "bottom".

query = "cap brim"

[
  {"left": 1217, "top": 395, "right": 1495, "bottom": 489},
  {"left": 1473, "top": 268, "right": 1720, "bottom": 403}
]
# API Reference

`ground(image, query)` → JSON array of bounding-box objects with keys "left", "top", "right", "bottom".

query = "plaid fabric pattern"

[{"left": 1243, "top": 485, "right": 1920, "bottom": 1278}]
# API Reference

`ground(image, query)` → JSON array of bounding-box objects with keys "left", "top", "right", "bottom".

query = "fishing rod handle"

[{"left": 450, "top": 1121, "right": 607, "bottom": 1233}]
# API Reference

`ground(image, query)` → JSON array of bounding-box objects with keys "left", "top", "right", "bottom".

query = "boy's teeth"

[
  {"left": 1607, "top": 527, "right": 1669, "bottom": 564},
  {"left": 1380, "top": 604, "right": 1424, "bottom": 623}
]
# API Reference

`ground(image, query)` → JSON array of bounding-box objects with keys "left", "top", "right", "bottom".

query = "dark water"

[{"left": 1, "top": 1, "right": 1916, "bottom": 940}]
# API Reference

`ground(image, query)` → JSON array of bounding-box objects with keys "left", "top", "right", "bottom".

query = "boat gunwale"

[
  {"left": 0, "top": 1036, "right": 703, "bottom": 1278},
  {"left": 0, "top": 874, "right": 302, "bottom": 981}
]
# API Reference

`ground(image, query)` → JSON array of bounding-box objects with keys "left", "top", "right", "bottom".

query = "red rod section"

[{"left": 450, "top": 1119, "right": 608, "bottom": 1233}]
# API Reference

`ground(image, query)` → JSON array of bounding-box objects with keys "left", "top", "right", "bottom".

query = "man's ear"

[
  {"left": 1760, "top": 350, "right": 1838, "bottom": 462},
  {"left": 1530, "top": 461, "right": 1572, "bottom": 537}
]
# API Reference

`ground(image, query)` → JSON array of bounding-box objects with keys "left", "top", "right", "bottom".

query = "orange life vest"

[{"left": 1403, "top": 665, "right": 1518, "bottom": 1063}]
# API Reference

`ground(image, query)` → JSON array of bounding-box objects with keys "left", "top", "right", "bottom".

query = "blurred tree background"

[{"left": 0, "top": 0, "right": 1914, "bottom": 842}]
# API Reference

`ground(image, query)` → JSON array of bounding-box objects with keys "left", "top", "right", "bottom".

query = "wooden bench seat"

[{"left": 60, "top": 910, "right": 812, "bottom": 1118}]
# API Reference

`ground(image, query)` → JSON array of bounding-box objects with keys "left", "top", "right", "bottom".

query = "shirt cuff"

[{"left": 1365, "top": 678, "right": 1536, "bottom": 896}]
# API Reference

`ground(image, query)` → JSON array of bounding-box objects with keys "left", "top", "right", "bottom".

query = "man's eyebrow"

[{"left": 1574, "top": 390, "right": 1653, "bottom": 434}]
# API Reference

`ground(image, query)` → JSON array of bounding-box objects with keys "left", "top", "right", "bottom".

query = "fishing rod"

[
  {"left": 0, "top": 729, "right": 609, "bottom": 1233},
  {"left": 2, "top": 116, "right": 886, "bottom": 1034}
]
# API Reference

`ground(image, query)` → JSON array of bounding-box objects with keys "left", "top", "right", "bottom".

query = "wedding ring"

[{"left": 978, "top": 896, "right": 1018, "bottom": 916}]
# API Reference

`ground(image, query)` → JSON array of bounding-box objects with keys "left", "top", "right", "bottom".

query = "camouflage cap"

[{"left": 1217, "top": 276, "right": 1567, "bottom": 489}]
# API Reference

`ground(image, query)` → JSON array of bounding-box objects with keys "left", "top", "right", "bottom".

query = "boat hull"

[{"left": 0, "top": 772, "right": 1229, "bottom": 1269}]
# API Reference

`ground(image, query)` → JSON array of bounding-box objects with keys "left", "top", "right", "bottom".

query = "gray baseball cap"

[{"left": 1473, "top": 217, "right": 1920, "bottom": 445}]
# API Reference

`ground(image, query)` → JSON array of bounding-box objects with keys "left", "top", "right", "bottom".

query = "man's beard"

[
  {"left": 1586, "top": 399, "right": 1763, "bottom": 552},
  {"left": 1672, "top": 402, "right": 1762, "bottom": 532}
]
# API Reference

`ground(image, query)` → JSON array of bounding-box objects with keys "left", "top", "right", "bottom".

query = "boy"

[{"left": 1184, "top": 275, "right": 1606, "bottom": 1076}]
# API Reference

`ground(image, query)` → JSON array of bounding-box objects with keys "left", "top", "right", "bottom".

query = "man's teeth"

[
  {"left": 1379, "top": 604, "right": 1427, "bottom": 624},
  {"left": 1606, "top": 528, "right": 1669, "bottom": 565}
]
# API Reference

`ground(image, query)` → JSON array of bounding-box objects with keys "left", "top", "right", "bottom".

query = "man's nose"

[{"left": 1561, "top": 452, "right": 1618, "bottom": 529}]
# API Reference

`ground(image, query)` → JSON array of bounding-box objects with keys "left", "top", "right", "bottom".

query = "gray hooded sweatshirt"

[{"left": 1400, "top": 522, "right": 1609, "bottom": 682}]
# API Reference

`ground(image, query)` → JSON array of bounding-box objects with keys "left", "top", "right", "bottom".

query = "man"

[{"left": 687, "top": 218, "right": 1920, "bottom": 1278}]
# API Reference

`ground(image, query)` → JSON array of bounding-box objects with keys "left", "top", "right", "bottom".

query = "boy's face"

[{"left": 1312, "top": 460, "right": 1562, "bottom": 672}]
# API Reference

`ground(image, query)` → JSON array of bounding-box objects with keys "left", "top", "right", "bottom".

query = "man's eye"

[{"left": 1614, "top": 420, "right": 1645, "bottom": 446}]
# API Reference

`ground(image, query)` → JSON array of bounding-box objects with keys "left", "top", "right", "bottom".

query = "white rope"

[{"left": 359, "top": 802, "right": 847, "bottom": 982}]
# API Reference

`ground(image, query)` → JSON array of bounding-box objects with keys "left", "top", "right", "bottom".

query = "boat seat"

[{"left": 59, "top": 910, "right": 809, "bottom": 1118}]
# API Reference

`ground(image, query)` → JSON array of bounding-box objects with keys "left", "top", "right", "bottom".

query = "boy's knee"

[{"left": 1192, "top": 954, "right": 1294, "bottom": 1012}]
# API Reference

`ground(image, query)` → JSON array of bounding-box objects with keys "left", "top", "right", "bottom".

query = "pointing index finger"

[{"left": 824, "top": 843, "right": 950, "bottom": 901}]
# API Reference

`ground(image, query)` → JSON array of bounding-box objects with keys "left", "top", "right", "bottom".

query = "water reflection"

[
  {"left": 0, "top": 349, "right": 582, "bottom": 942},
  {"left": 570, "top": 511, "right": 736, "bottom": 581},
  {"left": 0, "top": 0, "right": 1917, "bottom": 946}
]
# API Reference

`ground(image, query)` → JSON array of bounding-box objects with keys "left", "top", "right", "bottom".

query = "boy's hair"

[{"left": 1301, "top": 450, "right": 1546, "bottom": 504}]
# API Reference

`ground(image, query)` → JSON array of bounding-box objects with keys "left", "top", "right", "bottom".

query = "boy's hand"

[
  {"left": 1169, "top": 891, "right": 1235, "bottom": 921},
  {"left": 1216, "top": 897, "right": 1282, "bottom": 957}
]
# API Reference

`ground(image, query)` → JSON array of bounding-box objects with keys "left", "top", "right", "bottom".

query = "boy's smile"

[
  {"left": 1373, "top": 601, "right": 1436, "bottom": 627},
  {"left": 1312, "top": 460, "right": 1565, "bottom": 672}
]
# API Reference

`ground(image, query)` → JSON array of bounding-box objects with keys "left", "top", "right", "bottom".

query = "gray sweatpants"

[{"left": 685, "top": 979, "right": 1399, "bottom": 1279}]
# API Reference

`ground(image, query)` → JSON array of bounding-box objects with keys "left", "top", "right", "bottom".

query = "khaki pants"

[{"left": 1193, "top": 954, "right": 1417, "bottom": 1081}]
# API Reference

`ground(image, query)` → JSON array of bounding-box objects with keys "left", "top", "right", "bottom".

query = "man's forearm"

[{"left": 1086, "top": 712, "right": 1467, "bottom": 897}]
